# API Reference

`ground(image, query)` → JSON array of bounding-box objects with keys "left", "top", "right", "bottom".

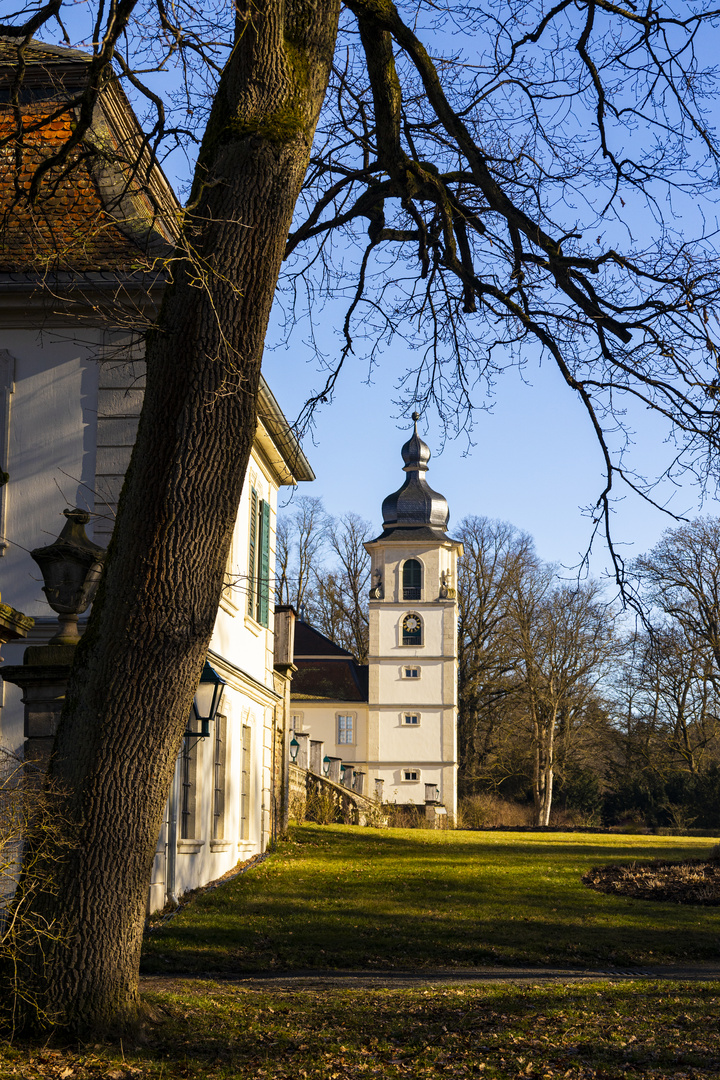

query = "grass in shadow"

[{"left": 3, "top": 980, "right": 720, "bottom": 1078}]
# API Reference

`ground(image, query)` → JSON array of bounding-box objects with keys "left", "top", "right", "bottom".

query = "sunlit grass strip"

[{"left": 142, "top": 824, "right": 720, "bottom": 973}]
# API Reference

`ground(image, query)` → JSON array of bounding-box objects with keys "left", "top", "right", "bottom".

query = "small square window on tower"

[
  {"left": 402, "top": 666, "right": 421, "bottom": 679},
  {"left": 402, "top": 713, "right": 420, "bottom": 726},
  {"left": 402, "top": 768, "right": 419, "bottom": 782}
]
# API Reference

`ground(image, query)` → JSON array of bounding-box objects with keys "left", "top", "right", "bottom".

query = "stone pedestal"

[
  {"left": 0, "top": 600, "right": 34, "bottom": 647},
  {"left": 293, "top": 731, "right": 310, "bottom": 769},
  {"left": 425, "top": 803, "right": 448, "bottom": 827},
  {"left": 325, "top": 756, "right": 342, "bottom": 784},
  {"left": 1, "top": 645, "right": 75, "bottom": 773},
  {"left": 309, "top": 739, "right": 324, "bottom": 775}
]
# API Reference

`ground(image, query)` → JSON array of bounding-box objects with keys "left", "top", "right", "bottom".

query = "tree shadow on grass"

[
  {"left": 142, "top": 827, "right": 720, "bottom": 974},
  {"left": 142, "top": 895, "right": 720, "bottom": 973},
  {"left": 135, "top": 981, "right": 720, "bottom": 1079}
]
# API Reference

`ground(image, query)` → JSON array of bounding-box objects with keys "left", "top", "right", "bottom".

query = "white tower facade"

[{"left": 364, "top": 415, "right": 463, "bottom": 817}]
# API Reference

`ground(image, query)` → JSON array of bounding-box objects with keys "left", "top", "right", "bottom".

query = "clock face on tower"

[{"left": 402, "top": 613, "right": 422, "bottom": 645}]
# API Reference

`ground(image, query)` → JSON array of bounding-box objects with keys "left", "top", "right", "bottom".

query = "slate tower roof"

[{"left": 375, "top": 412, "right": 451, "bottom": 541}]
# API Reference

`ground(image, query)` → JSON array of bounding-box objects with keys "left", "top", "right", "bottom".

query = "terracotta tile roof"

[
  {"left": 0, "top": 39, "right": 177, "bottom": 274},
  {"left": 0, "top": 39, "right": 91, "bottom": 67},
  {"left": 0, "top": 105, "right": 150, "bottom": 273}
]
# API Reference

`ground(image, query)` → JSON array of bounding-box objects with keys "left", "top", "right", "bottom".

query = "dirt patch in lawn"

[{"left": 583, "top": 856, "right": 720, "bottom": 905}]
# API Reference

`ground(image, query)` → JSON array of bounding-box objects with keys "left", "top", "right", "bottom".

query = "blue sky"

[
  {"left": 35, "top": 5, "right": 720, "bottom": 582},
  {"left": 262, "top": 308, "right": 698, "bottom": 578}
]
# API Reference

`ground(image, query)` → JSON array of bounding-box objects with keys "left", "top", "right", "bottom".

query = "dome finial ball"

[{"left": 412, "top": 410, "right": 420, "bottom": 422}]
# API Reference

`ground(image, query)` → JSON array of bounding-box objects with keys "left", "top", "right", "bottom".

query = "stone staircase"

[{"left": 289, "top": 763, "right": 385, "bottom": 826}]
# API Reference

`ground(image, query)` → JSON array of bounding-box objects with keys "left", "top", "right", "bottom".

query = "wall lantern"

[
  {"left": 322, "top": 755, "right": 331, "bottom": 777},
  {"left": 339, "top": 763, "right": 347, "bottom": 785},
  {"left": 185, "top": 660, "right": 226, "bottom": 739},
  {"left": 289, "top": 737, "right": 300, "bottom": 763}
]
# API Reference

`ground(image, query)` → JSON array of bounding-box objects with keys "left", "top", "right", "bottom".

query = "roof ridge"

[
  {"left": 294, "top": 620, "right": 355, "bottom": 657},
  {"left": 0, "top": 38, "right": 92, "bottom": 65}
]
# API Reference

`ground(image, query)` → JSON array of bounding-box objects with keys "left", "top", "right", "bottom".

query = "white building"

[
  {"left": 0, "top": 39, "right": 313, "bottom": 911},
  {"left": 291, "top": 415, "right": 462, "bottom": 818}
]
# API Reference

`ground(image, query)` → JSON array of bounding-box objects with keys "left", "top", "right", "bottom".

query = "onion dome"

[{"left": 380, "top": 413, "right": 450, "bottom": 536}]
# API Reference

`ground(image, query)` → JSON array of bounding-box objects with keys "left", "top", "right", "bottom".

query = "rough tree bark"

[{"left": 14, "top": 0, "right": 340, "bottom": 1035}]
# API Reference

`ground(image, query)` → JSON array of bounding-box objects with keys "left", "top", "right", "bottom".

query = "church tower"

[{"left": 364, "top": 414, "right": 463, "bottom": 818}]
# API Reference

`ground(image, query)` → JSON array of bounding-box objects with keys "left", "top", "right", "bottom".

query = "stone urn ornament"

[{"left": 30, "top": 508, "right": 107, "bottom": 644}]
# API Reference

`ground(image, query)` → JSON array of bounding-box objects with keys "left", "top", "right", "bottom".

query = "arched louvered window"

[
  {"left": 401, "top": 612, "right": 423, "bottom": 646},
  {"left": 403, "top": 558, "right": 422, "bottom": 600}
]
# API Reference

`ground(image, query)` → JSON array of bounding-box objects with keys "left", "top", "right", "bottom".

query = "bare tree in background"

[
  {"left": 617, "top": 520, "right": 720, "bottom": 780},
  {"left": 625, "top": 626, "right": 720, "bottom": 777},
  {"left": 274, "top": 496, "right": 328, "bottom": 614},
  {"left": 456, "top": 516, "right": 539, "bottom": 796},
  {"left": 3, "top": 0, "right": 720, "bottom": 1035},
  {"left": 456, "top": 517, "right": 618, "bottom": 817},
  {"left": 313, "top": 513, "right": 371, "bottom": 662},
  {"left": 509, "top": 577, "right": 618, "bottom": 825},
  {"left": 277, "top": 505, "right": 371, "bottom": 661},
  {"left": 635, "top": 519, "right": 720, "bottom": 673}
]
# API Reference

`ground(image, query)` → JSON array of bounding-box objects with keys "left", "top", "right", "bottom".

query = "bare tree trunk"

[
  {"left": 531, "top": 709, "right": 551, "bottom": 827},
  {"left": 536, "top": 722, "right": 555, "bottom": 827},
  {"left": 14, "top": 0, "right": 340, "bottom": 1036}
]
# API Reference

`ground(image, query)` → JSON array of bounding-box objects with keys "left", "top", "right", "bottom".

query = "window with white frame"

[
  {"left": 291, "top": 713, "right": 304, "bottom": 732},
  {"left": 402, "top": 768, "right": 420, "bottom": 782},
  {"left": 337, "top": 714, "right": 354, "bottom": 744},
  {"left": 0, "top": 351, "right": 14, "bottom": 556},
  {"left": 180, "top": 736, "right": 198, "bottom": 839},
  {"left": 220, "top": 531, "right": 239, "bottom": 614},
  {"left": 402, "top": 666, "right": 421, "bottom": 679},
  {"left": 402, "top": 713, "right": 420, "bottom": 726},
  {"left": 240, "top": 724, "right": 251, "bottom": 840}
]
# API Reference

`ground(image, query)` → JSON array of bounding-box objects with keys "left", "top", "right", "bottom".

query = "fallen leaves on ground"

[
  {"left": 583, "top": 857, "right": 720, "bottom": 905},
  {"left": 2, "top": 981, "right": 720, "bottom": 1079}
]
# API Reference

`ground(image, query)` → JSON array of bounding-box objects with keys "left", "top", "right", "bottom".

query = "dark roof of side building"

[
  {"left": 294, "top": 621, "right": 354, "bottom": 657},
  {"left": 291, "top": 621, "right": 368, "bottom": 703}
]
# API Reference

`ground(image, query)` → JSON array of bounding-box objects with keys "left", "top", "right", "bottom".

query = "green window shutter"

[
  {"left": 258, "top": 499, "right": 270, "bottom": 627},
  {"left": 248, "top": 488, "right": 258, "bottom": 617}
]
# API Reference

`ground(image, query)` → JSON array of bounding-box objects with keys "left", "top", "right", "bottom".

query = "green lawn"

[
  {"left": 4, "top": 981, "right": 720, "bottom": 1078},
  {"left": 141, "top": 824, "right": 720, "bottom": 972},
  {"left": 5, "top": 826, "right": 720, "bottom": 1077}
]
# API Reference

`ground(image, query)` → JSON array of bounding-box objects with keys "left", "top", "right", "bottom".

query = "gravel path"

[{"left": 140, "top": 962, "right": 720, "bottom": 994}]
